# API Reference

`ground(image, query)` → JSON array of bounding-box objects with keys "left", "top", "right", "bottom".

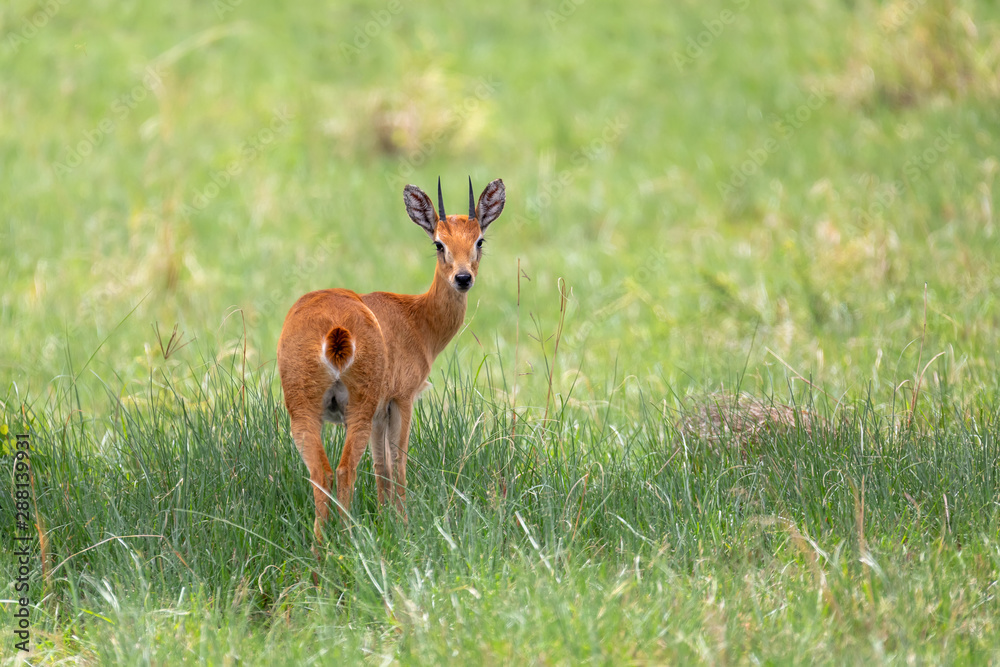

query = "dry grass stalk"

[{"left": 679, "top": 392, "right": 827, "bottom": 449}]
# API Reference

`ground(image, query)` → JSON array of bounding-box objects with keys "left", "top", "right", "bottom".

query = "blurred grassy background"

[
  {"left": 2, "top": 0, "right": 997, "bottom": 413},
  {"left": 3, "top": 1, "right": 1000, "bottom": 663}
]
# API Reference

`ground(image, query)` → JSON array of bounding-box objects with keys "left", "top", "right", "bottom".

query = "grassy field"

[{"left": 2, "top": 0, "right": 1000, "bottom": 663}]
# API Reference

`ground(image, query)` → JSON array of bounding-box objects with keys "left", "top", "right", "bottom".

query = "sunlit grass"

[
  {"left": 2, "top": 0, "right": 1000, "bottom": 662},
  {"left": 3, "top": 350, "right": 1000, "bottom": 663}
]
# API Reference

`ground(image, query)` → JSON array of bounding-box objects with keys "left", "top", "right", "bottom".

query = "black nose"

[{"left": 454, "top": 273, "right": 473, "bottom": 290}]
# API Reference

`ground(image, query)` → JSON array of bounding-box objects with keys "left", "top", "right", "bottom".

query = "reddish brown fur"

[
  {"left": 277, "top": 179, "right": 505, "bottom": 540},
  {"left": 323, "top": 326, "right": 354, "bottom": 371}
]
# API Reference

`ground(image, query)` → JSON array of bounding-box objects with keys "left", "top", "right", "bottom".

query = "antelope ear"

[
  {"left": 476, "top": 178, "right": 505, "bottom": 231},
  {"left": 403, "top": 184, "right": 438, "bottom": 237}
]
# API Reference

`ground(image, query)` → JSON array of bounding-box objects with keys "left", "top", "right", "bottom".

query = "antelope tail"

[{"left": 321, "top": 326, "right": 355, "bottom": 378}]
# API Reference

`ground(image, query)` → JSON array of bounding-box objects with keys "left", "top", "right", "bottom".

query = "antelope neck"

[{"left": 414, "top": 265, "right": 468, "bottom": 357}]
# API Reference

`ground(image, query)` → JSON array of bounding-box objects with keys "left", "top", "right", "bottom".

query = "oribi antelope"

[{"left": 277, "top": 177, "right": 505, "bottom": 539}]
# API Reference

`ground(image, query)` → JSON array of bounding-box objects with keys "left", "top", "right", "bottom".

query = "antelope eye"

[
  {"left": 476, "top": 238, "right": 484, "bottom": 249},
  {"left": 434, "top": 241, "right": 444, "bottom": 253}
]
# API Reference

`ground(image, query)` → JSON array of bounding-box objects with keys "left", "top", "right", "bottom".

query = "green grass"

[
  {"left": 2, "top": 0, "right": 1000, "bottom": 663},
  {"left": 4, "top": 359, "right": 1000, "bottom": 663}
]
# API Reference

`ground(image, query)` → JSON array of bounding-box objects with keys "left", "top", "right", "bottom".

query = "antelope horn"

[
  {"left": 468, "top": 176, "right": 476, "bottom": 220},
  {"left": 437, "top": 176, "right": 446, "bottom": 220}
]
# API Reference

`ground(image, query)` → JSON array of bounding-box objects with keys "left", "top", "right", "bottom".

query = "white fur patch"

[
  {"left": 320, "top": 341, "right": 339, "bottom": 379},
  {"left": 434, "top": 236, "right": 452, "bottom": 262}
]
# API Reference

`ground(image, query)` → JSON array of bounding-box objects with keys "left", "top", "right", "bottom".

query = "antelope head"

[{"left": 403, "top": 177, "right": 506, "bottom": 293}]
